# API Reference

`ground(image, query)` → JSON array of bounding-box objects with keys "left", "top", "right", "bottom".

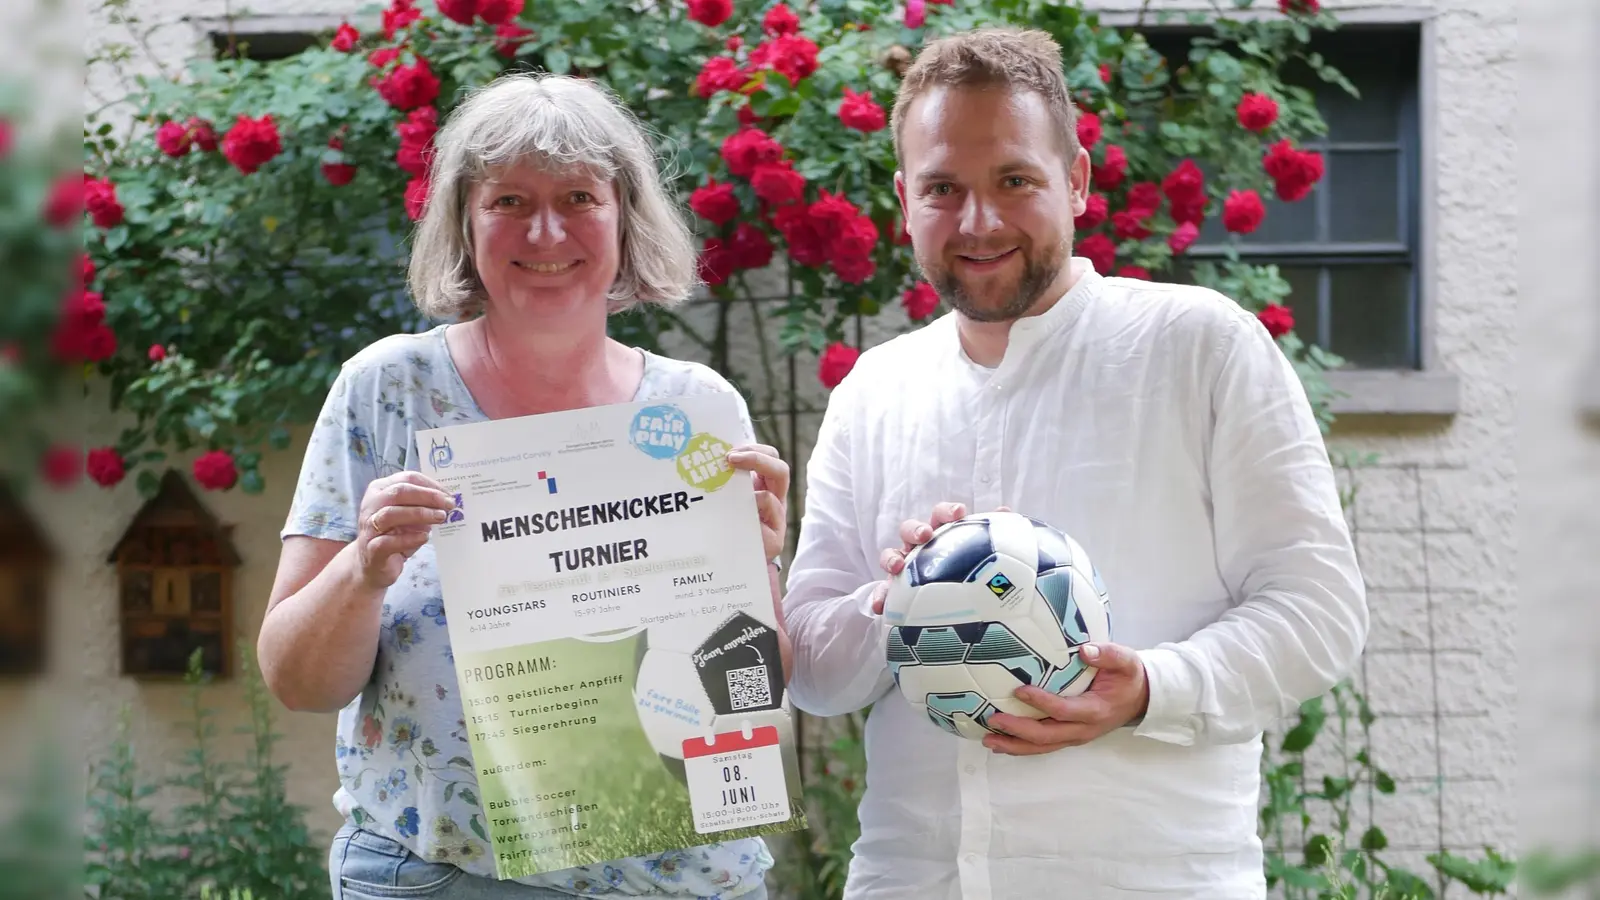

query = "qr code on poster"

[{"left": 726, "top": 665, "right": 771, "bottom": 711}]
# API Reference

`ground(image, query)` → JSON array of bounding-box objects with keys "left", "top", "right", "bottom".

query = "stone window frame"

[{"left": 1102, "top": 4, "right": 1459, "bottom": 417}]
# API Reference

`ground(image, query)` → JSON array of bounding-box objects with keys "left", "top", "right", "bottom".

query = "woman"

[{"left": 260, "top": 72, "right": 791, "bottom": 900}]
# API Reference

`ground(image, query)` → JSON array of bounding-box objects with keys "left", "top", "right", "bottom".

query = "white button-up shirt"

[{"left": 782, "top": 260, "right": 1368, "bottom": 899}]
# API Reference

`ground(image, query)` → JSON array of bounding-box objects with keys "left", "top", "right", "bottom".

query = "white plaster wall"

[{"left": 67, "top": 0, "right": 1535, "bottom": 890}]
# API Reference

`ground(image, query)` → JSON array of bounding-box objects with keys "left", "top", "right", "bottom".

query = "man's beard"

[{"left": 919, "top": 236, "right": 1070, "bottom": 324}]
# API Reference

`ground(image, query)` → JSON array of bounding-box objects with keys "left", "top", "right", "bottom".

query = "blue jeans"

[{"left": 328, "top": 823, "right": 770, "bottom": 899}]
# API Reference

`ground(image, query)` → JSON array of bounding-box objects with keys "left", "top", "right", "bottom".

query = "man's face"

[{"left": 895, "top": 85, "right": 1090, "bottom": 323}]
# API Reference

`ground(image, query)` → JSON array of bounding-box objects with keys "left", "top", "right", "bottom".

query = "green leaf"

[
  {"left": 1361, "top": 825, "right": 1388, "bottom": 851},
  {"left": 268, "top": 426, "right": 291, "bottom": 450},
  {"left": 239, "top": 469, "right": 265, "bottom": 494},
  {"left": 136, "top": 469, "right": 161, "bottom": 498},
  {"left": 1303, "top": 833, "right": 1332, "bottom": 867},
  {"left": 444, "top": 781, "right": 456, "bottom": 803},
  {"left": 469, "top": 814, "right": 488, "bottom": 842},
  {"left": 1374, "top": 770, "right": 1396, "bottom": 794},
  {"left": 459, "top": 787, "right": 479, "bottom": 806},
  {"left": 545, "top": 47, "right": 571, "bottom": 75}
]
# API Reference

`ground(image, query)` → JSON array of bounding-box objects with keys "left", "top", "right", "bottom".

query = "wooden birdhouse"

[
  {"left": 0, "top": 483, "right": 54, "bottom": 677},
  {"left": 108, "top": 469, "right": 241, "bottom": 680}
]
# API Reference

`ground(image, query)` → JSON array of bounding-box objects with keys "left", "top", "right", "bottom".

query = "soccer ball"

[{"left": 882, "top": 511, "right": 1112, "bottom": 741}]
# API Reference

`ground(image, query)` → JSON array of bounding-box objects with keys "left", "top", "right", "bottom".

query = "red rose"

[
  {"left": 904, "top": 0, "right": 925, "bottom": 29},
  {"left": 41, "top": 172, "right": 83, "bottom": 228},
  {"left": 405, "top": 175, "right": 431, "bottom": 220},
  {"left": 81, "top": 253, "right": 96, "bottom": 288},
  {"left": 1093, "top": 145, "right": 1127, "bottom": 191},
  {"left": 1116, "top": 265, "right": 1150, "bottom": 280},
  {"left": 369, "top": 47, "right": 403, "bottom": 68},
  {"left": 148, "top": 344, "right": 166, "bottom": 362},
  {"left": 1099, "top": 63, "right": 1112, "bottom": 84},
  {"left": 687, "top": 0, "right": 732, "bottom": 27},
  {"left": 323, "top": 162, "right": 358, "bottom": 185},
  {"left": 807, "top": 190, "right": 859, "bottom": 231},
  {"left": 87, "top": 447, "right": 126, "bottom": 487},
  {"left": 750, "top": 160, "right": 806, "bottom": 206},
  {"left": 902, "top": 281, "right": 939, "bottom": 320},
  {"left": 1236, "top": 93, "right": 1279, "bottom": 132},
  {"left": 1169, "top": 195, "right": 1206, "bottom": 226},
  {"left": 84, "top": 176, "right": 125, "bottom": 229},
  {"left": 156, "top": 121, "right": 193, "bottom": 157},
  {"left": 1168, "top": 221, "right": 1199, "bottom": 255},
  {"left": 495, "top": 22, "right": 533, "bottom": 57},
  {"left": 40, "top": 445, "right": 82, "bottom": 489},
  {"left": 1111, "top": 210, "right": 1151, "bottom": 241},
  {"left": 763, "top": 2, "right": 800, "bottom": 35},
  {"left": 1279, "top": 0, "right": 1320, "bottom": 13},
  {"left": 193, "top": 450, "right": 238, "bottom": 491},
  {"left": 375, "top": 58, "right": 441, "bottom": 111},
  {"left": 839, "top": 87, "right": 886, "bottom": 132},
  {"left": 478, "top": 0, "right": 524, "bottom": 25},
  {"left": 1222, "top": 189, "right": 1266, "bottom": 234},
  {"left": 0, "top": 117, "right": 11, "bottom": 160},
  {"left": 437, "top": 0, "right": 478, "bottom": 25},
  {"left": 382, "top": 0, "right": 422, "bottom": 39},
  {"left": 1258, "top": 303, "right": 1295, "bottom": 337},
  {"left": 1161, "top": 159, "right": 1204, "bottom": 205},
  {"left": 187, "top": 118, "right": 218, "bottom": 151},
  {"left": 52, "top": 289, "right": 116, "bottom": 363},
  {"left": 1124, "top": 182, "right": 1161, "bottom": 217},
  {"left": 221, "top": 114, "right": 283, "bottom": 175},
  {"left": 1263, "top": 139, "right": 1324, "bottom": 202},
  {"left": 396, "top": 106, "right": 438, "bottom": 176},
  {"left": 1076, "top": 110, "right": 1102, "bottom": 149},
  {"left": 729, "top": 222, "right": 774, "bottom": 270},
  {"left": 332, "top": 22, "right": 360, "bottom": 51},
  {"left": 1076, "top": 233, "right": 1116, "bottom": 274},
  {"left": 817, "top": 342, "right": 860, "bottom": 389},
  {"left": 749, "top": 34, "right": 819, "bottom": 86},
  {"left": 1075, "top": 193, "right": 1108, "bottom": 230},
  {"left": 773, "top": 204, "right": 828, "bottom": 267},
  {"left": 833, "top": 253, "right": 875, "bottom": 285},
  {"left": 689, "top": 179, "right": 740, "bottom": 224},
  {"left": 830, "top": 214, "right": 878, "bottom": 259},
  {"left": 719, "top": 127, "right": 783, "bottom": 178},
  {"left": 696, "top": 56, "right": 747, "bottom": 98},
  {"left": 698, "top": 237, "right": 736, "bottom": 285},
  {"left": 726, "top": 35, "right": 744, "bottom": 51}
]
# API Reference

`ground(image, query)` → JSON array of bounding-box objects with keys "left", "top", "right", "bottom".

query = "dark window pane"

[
  {"left": 1328, "top": 151, "right": 1401, "bottom": 243},
  {"left": 1318, "top": 78, "right": 1402, "bottom": 144},
  {"left": 1329, "top": 265, "right": 1414, "bottom": 367}
]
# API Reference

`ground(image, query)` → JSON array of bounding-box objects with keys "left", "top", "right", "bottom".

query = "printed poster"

[{"left": 416, "top": 392, "right": 806, "bottom": 879}]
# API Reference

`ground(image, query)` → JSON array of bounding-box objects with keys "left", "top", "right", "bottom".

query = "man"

[{"left": 780, "top": 27, "right": 1368, "bottom": 900}]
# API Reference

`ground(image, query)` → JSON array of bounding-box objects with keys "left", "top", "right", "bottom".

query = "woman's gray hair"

[{"left": 407, "top": 72, "right": 699, "bottom": 319}]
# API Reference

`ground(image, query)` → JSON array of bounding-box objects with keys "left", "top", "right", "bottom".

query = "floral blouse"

[{"left": 281, "top": 324, "right": 772, "bottom": 898}]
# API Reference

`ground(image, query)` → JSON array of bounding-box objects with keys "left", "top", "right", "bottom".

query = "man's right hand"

[{"left": 869, "top": 501, "right": 970, "bottom": 614}]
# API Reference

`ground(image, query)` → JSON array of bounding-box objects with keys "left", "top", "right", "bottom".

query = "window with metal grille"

[{"left": 1146, "top": 26, "right": 1422, "bottom": 370}]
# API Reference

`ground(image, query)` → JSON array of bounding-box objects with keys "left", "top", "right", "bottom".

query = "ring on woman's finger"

[{"left": 368, "top": 511, "right": 385, "bottom": 536}]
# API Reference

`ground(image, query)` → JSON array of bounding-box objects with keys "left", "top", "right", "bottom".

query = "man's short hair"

[{"left": 890, "top": 27, "right": 1080, "bottom": 165}]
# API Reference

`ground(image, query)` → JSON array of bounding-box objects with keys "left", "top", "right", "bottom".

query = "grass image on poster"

[{"left": 455, "top": 626, "right": 805, "bottom": 879}]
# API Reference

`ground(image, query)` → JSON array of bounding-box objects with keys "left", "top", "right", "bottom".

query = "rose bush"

[{"left": 49, "top": 0, "right": 1354, "bottom": 495}]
